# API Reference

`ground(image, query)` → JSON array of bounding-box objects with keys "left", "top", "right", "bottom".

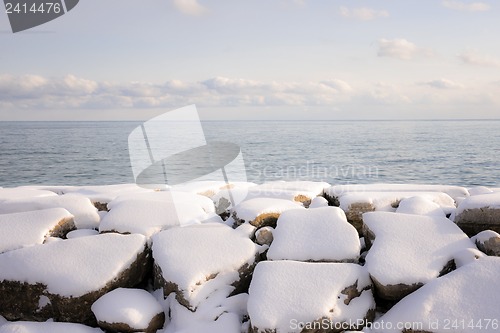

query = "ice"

[
  {"left": 370, "top": 257, "right": 500, "bottom": 333},
  {"left": 267, "top": 207, "right": 360, "bottom": 262},
  {"left": 363, "top": 212, "right": 476, "bottom": 287},
  {"left": 0, "top": 321, "right": 104, "bottom": 333},
  {"left": 0, "top": 233, "right": 147, "bottom": 297},
  {"left": 395, "top": 196, "right": 446, "bottom": 217},
  {"left": 0, "top": 194, "right": 100, "bottom": 229},
  {"left": 91, "top": 288, "right": 163, "bottom": 330},
  {"left": 0, "top": 208, "right": 74, "bottom": 253}
]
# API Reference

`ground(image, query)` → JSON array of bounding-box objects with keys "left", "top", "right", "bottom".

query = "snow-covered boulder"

[
  {"left": 232, "top": 198, "right": 304, "bottom": 228},
  {"left": 309, "top": 196, "right": 329, "bottom": 208},
  {"left": 99, "top": 191, "right": 212, "bottom": 238},
  {"left": 395, "top": 196, "right": 446, "bottom": 217},
  {"left": 454, "top": 192, "right": 500, "bottom": 236},
  {"left": 472, "top": 230, "right": 500, "bottom": 256},
  {"left": 66, "top": 229, "right": 99, "bottom": 239},
  {"left": 370, "top": 256, "right": 500, "bottom": 333},
  {"left": 0, "top": 188, "right": 57, "bottom": 202},
  {"left": 255, "top": 226, "right": 274, "bottom": 246},
  {"left": 0, "top": 194, "right": 100, "bottom": 229},
  {"left": 247, "top": 261, "right": 375, "bottom": 333},
  {"left": 267, "top": 207, "right": 360, "bottom": 263},
  {"left": 337, "top": 191, "right": 456, "bottom": 232},
  {"left": 152, "top": 223, "right": 260, "bottom": 311},
  {"left": 0, "top": 208, "right": 75, "bottom": 254},
  {"left": 0, "top": 233, "right": 149, "bottom": 325},
  {"left": 91, "top": 288, "right": 165, "bottom": 333},
  {"left": 0, "top": 321, "right": 104, "bottom": 333},
  {"left": 362, "top": 212, "right": 476, "bottom": 300}
]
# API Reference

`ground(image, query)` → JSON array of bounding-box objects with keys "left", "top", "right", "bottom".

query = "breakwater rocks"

[{"left": 1, "top": 181, "right": 500, "bottom": 333}]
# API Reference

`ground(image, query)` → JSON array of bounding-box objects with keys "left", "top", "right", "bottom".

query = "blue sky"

[{"left": 1, "top": 0, "right": 499, "bottom": 120}]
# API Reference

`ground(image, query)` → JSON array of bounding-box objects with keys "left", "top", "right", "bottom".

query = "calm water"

[{"left": 0, "top": 121, "right": 499, "bottom": 188}]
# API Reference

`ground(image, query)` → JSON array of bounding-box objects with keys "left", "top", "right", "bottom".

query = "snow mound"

[
  {"left": 232, "top": 198, "right": 304, "bottom": 227},
  {"left": 267, "top": 207, "right": 360, "bottom": 262},
  {"left": 0, "top": 321, "right": 104, "bottom": 333},
  {"left": 363, "top": 212, "right": 476, "bottom": 300},
  {"left": 468, "top": 186, "right": 494, "bottom": 196},
  {"left": 152, "top": 223, "right": 260, "bottom": 311},
  {"left": 0, "top": 194, "right": 100, "bottom": 229},
  {"left": 0, "top": 208, "right": 74, "bottom": 254},
  {"left": 371, "top": 256, "right": 500, "bottom": 333},
  {"left": 395, "top": 196, "right": 446, "bottom": 217},
  {"left": 91, "top": 288, "right": 164, "bottom": 331},
  {"left": 309, "top": 196, "right": 329, "bottom": 208},
  {"left": 247, "top": 261, "right": 375, "bottom": 333},
  {"left": 67, "top": 229, "right": 99, "bottom": 239},
  {"left": 455, "top": 192, "right": 500, "bottom": 216},
  {"left": 0, "top": 188, "right": 57, "bottom": 202},
  {"left": 454, "top": 192, "right": 500, "bottom": 235}
]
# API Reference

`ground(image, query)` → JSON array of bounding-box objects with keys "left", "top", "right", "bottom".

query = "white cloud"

[
  {"left": 458, "top": 50, "right": 500, "bottom": 67},
  {"left": 377, "top": 38, "right": 433, "bottom": 60},
  {"left": 420, "top": 78, "right": 464, "bottom": 89},
  {"left": 442, "top": 0, "right": 490, "bottom": 12},
  {"left": 172, "top": 0, "right": 207, "bottom": 16},
  {"left": 339, "top": 6, "right": 389, "bottom": 20}
]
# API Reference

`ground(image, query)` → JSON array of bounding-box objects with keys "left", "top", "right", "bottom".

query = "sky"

[{"left": 0, "top": 0, "right": 499, "bottom": 120}]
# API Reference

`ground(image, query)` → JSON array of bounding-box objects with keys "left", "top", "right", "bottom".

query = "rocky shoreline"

[{"left": 0, "top": 181, "right": 500, "bottom": 333}]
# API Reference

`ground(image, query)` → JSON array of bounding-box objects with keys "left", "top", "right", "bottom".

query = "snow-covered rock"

[
  {"left": 66, "top": 229, "right": 99, "bottom": 239},
  {"left": 370, "top": 256, "right": 500, "bottom": 333},
  {"left": 472, "top": 230, "right": 500, "bottom": 256},
  {"left": 0, "top": 188, "right": 57, "bottom": 202},
  {"left": 0, "top": 321, "right": 104, "bottom": 333},
  {"left": 0, "top": 233, "right": 149, "bottom": 325},
  {"left": 309, "top": 196, "right": 329, "bottom": 208},
  {"left": 232, "top": 198, "right": 304, "bottom": 228},
  {"left": 454, "top": 192, "right": 500, "bottom": 236},
  {"left": 0, "top": 208, "right": 75, "bottom": 254},
  {"left": 362, "top": 212, "right": 476, "bottom": 300},
  {"left": 91, "top": 288, "right": 165, "bottom": 333},
  {"left": 152, "top": 223, "right": 260, "bottom": 311},
  {"left": 99, "top": 191, "right": 212, "bottom": 238},
  {"left": 247, "top": 261, "right": 375, "bottom": 333},
  {"left": 0, "top": 194, "right": 100, "bottom": 229},
  {"left": 255, "top": 226, "right": 274, "bottom": 246},
  {"left": 267, "top": 207, "right": 360, "bottom": 263},
  {"left": 468, "top": 186, "right": 494, "bottom": 196},
  {"left": 395, "top": 196, "right": 446, "bottom": 217}
]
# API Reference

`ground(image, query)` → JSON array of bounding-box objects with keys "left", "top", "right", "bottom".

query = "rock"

[
  {"left": 370, "top": 257, "right": 500, "bottom": 333},
  {"left": 0, "top": 194, "right": 100, "bottom": 229},
  {"left": 362, "top": 212, "right": 476, "bottom": 301},
  {"left": 91, "top": 288, "right": 165, "bottom": 333},
  {"left": 454, "top": 192, "right": 500, "bottom": 236},
  {"left": 247, "top": 261, "right": 375, "bottom": 333},
  {"left": 0, "top": 321, "right": 104, "bottom": 333},
  {"left": 232, "top": 198, "right": 304, "bottom": 228},
  {"left": 255, "top": 226, "right": 274, "bottom": 246},
  {"left": 152, "top": 223, "right": 260, "bottom": 311},
  {"left": 267, "top": 207, "right": 360, "bottom": 263},
  {"left": 0, "top": 233, "right": 149, "bottom": 325},
  {"left": 0, "top": 208, "right": 75, "bottom": 254},
  {"left": 472, "top": 230, "right": 500, "bottom": 256}
]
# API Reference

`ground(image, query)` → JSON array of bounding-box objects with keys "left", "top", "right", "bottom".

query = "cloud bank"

[
  {"left": 442, "top": 0, "right": 490, "bottom": 12},
  {"left": 339, "top": 6, "right": 389, "bottom": 21},
  {"left": 377, "top": 38, "right": 433, "bottom": 60}
]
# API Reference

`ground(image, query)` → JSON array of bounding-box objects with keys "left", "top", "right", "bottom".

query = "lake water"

[{"left": 0, "top": 120, "right": 499, "bottom": 188}]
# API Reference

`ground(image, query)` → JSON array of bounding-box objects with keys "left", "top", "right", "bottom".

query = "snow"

[
  {"left": 0, "top": 188, "right": 57, "bottom": 202},
  {"left": 326, "top": 184, "right": 469, "bottom": 201},
  {"left": 370, "top": 256, "right": 500, "bottom": 333},
  {"left": 0, "top": 208, "right": 74, "bottom": 254},
  {"left": 471, "top": 230, "right": 500, "bottom": 244},
  {"left": 172, "top": 181, "right": 256, "bottom": 198},
  {"left": 0, "top": 233, "right": 146, "bottom": 297},
  {"left": 0, "top": 321, "right": 104, "bottom": 333},
  {"left": 247, "top": 261, "right": 375, "bottom": 333},
  {"left": 66, "top": 229, "right": 99, "bottom": 239},
  {"left": 339, "top": 191, "right": 456, "bottom": 215},
  {"left": 91, "top": 288, "right": 163, "bottom": 329},
  {"left": 232, "top": 198, "right": 304, "bottom": 224},
  {"left": 363, "top": 212, "right": 476, "bottom": 286},
  {"left": 152, "top": 223, "right": 259, "bottom": 310},
  {"left": 267, "top": 207, "right": 360, "bottom": 262},
  {"left": 254, "top": 181, "right": 330, "bottom": 195},
  {"left": 0, "top": 194, "right": 100, "bottom": 229},
  {"left": 395, "top": 196, "right": 446, "bottom": 217},
  {"left": 468, "top": 186, "right": 494, "bottom": 196},
  {"left": 455, "top": 192, "right": 500, "bottom": 216},
  {"left": 309, "top": 196, "right": 329, "bottom": 208}
]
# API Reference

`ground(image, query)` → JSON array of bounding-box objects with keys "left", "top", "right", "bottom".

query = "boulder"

[
  {"left": 267, "top": 207, "right": 360, "bottom": 263},
  {"left": 472, "top": 230, "right": 500, "bottom": 256},
  {"left": 231, "top": 198, "right": 304, "bottom": 228},
  {"left": 0, "top": 208, "right": 75, "bottom": 254},
  {"left": 152, "top": 223, "right": 260, "bottom": 311},
  {"left": 0, "top": 321, "right": 104, "bottom": 333},
  {"left": 91, "top": 288, "right": 164, "bottom": 333},
  {"left": 255, "top": 226, "right": 274, "bottom": 246},
  {"left": 362, "top": 212, "right": 476, "bottom": 301},
  {"left": 247, "top": 261, "right": 375, "bottom": 333},
  {"left": 454, "top": 192, "right": 500, "bottom": 236},
  {"left": 0, "top": 233, "right": 149, "bottom": 325}
]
